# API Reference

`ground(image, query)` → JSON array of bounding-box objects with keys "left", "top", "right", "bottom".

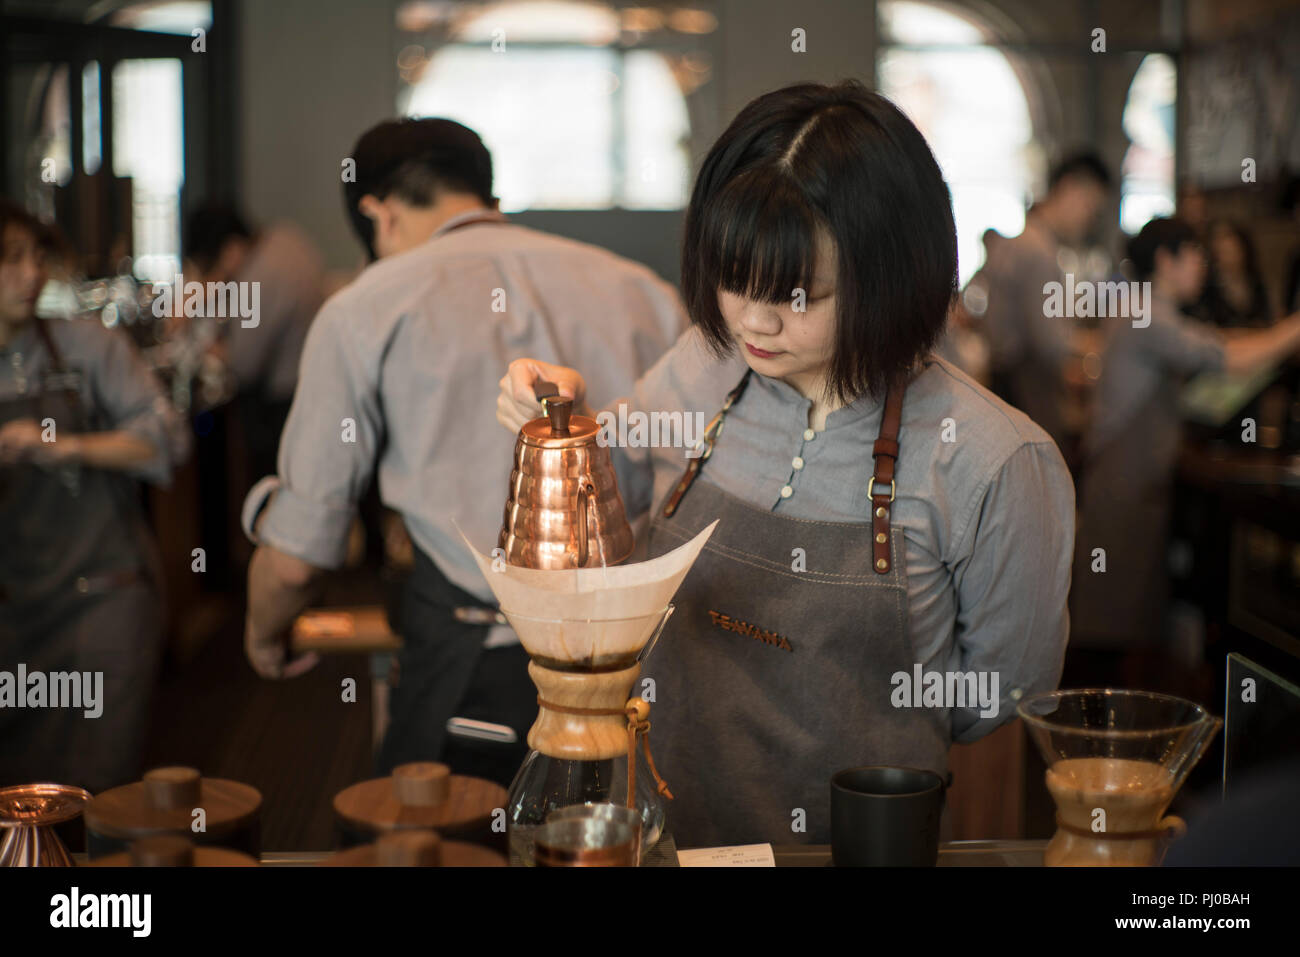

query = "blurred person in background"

[
  {"left": 1188, "top": 220, "right": 1275, "bottom": 329},
  {"left": 1069, "top": 217, "right": 1300, "bottom": 687},
  {"left": 185, "top": 204, "right": 327, "bottom": 486},
  {"left": 0, "top": 199, "right": 190, "bottom": 793},
  {"left": 238, "top": 118, "right": 687, "bottom": 786},
  {"left": 935, "top": 228, "right": 1005, "bottom": 382},
  {"left": 976, "top": 153, "right": 1113, "bottom": 454}
]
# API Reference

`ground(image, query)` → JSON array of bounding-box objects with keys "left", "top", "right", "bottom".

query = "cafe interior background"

[{"left": 2, "top": 0, "right": 1299, "bottom": 858}]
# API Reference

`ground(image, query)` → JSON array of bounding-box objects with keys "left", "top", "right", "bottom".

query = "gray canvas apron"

[
  {"left": 643, "top": 371, "right": 950, "bottom": 847},
  {"left": 0, "top": 318, "right": 164, "bottom": 793},
  {"left": 375, "top": 209, "right": 535, "bottom": 787}
]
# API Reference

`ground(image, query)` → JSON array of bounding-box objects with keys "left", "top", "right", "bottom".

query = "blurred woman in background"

[
  {"left": 1191, "top": 220, "right": 1275, "bottom": 329},
  {"left": 0, "top": 199, "right": 190, "bottom": 793}
]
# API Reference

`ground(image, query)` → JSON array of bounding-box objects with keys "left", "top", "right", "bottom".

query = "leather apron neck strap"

[
  {"left": 663, "top": 369, "right": 906, "bottom": 575},
  {"left": 870, "top": 380, "right": 904, "bottom": 574},
  {"left": 32, "top": 316, "right": 68, "bottom": 374},
  {"left": 662, "top": 369, "right": 752, "bottom": 519}
]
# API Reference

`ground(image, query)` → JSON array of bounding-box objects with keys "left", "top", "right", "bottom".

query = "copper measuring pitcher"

[{"left": 497, "top": 378, "right": 634, "bottom": 569}]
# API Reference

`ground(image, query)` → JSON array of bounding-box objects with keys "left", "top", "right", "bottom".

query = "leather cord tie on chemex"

[
  {"left": 535, "top": 696, "right": 674, "bottom": 807},
  {"left": 1053, "top": 815, "right": 1186, "bottom": 841}
]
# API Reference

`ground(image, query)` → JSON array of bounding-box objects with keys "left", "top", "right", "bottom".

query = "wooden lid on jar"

[
  {"left": 90, "top": 836, "right": 258, "bottom": 867},
  {"left": 322, "top": 830, "right": 505, "bottom": 867},
  {"left": 85, "top": 766, "right": 262, "bottom": 841},
  {"left": 332, "top": 762, "right": 505, "bottom": 835}
]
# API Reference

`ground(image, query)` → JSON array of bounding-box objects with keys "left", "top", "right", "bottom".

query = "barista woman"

[
  {"left": 498, "top": 81, "right": 1076, "bottom": 847},
  {"left": 0, "top": 200, "right": 190, "bottom": 793}
]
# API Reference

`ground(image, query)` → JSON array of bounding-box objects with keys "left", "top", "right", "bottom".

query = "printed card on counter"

[{"left": 677, "top": 844, "right": 775, "bottom": 867}]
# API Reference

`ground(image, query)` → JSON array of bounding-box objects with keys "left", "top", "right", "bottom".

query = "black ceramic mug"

[{"left": 830, "top": 766, "right": 946, "bottom": 866}]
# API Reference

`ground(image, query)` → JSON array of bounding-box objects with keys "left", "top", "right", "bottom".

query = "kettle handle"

[
  {"left": 576, "top": 481, "right": 596, "bottom": 567},
  {"left": 533, "top": 378, "right": 561, "bottom": 402}
]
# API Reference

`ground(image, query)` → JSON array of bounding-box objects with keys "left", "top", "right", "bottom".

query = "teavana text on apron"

[{"left": 708, "top": 610, "right": 793, "bottom": 652}]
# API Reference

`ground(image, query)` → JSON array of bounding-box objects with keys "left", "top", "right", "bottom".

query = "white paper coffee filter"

[{"left": 460, "top": 521, "right": 717, "bottom": 662}]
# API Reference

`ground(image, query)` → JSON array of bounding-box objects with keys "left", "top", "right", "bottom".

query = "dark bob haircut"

[
  {"left": 1127, "top": 217, "right": 1199, "bottom": 280},
  {"left": 344, "top": 117, "right": 494, "bottom": 261},
  {"left": 681, "top": 79, "right": 958, "bottom": 403}
]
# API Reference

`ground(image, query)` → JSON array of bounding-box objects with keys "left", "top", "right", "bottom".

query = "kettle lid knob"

[{"left": 534, "top": 378, "right": 572, "bottom": 436}]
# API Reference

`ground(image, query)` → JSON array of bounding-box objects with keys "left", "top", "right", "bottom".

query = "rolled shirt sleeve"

[
  {"left": 89, "top": 325, "right": 191, "bottom": 486},
  {"left": 247, "top": 300, "right": 382, "bottom": 569},
  {"left": 947, "top": 439, "right": 1074, "bottom": 742}
]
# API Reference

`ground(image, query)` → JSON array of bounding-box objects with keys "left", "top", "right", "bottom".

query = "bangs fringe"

[{"left": 697, "top": 167, "right": 821, "bottom": 304}]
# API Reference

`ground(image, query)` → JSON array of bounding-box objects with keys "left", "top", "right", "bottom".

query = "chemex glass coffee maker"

[
  {"left": 1017, "top": 689, "right": 1221, "bottom": 866},
  {"left": 465, "top": 380, "right": 715, "bottom": 865}
]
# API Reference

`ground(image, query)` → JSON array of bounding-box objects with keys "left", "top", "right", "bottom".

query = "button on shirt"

[
  {"left": 609, "top": 326, "right": 1075, "bottom": 742},
  {"left": 243, "top": 211, "right": 688, "bottom": 645}
]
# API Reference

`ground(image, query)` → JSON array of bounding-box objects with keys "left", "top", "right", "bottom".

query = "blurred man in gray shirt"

[
  {"left": 239, "top": 119, "right": 686, "bottom": 784},
  {"left": 186, "top": 205, "right": 327, "bottom": 484},
  {"left": 977, "top": 153, "right": 1112, "bottom": 454}
]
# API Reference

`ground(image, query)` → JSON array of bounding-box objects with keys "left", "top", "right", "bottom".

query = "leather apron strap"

[
  {"left": 33, "top": 315, "right": 68, "bottom": 372},
  {"left": 870, "top": 382, "right": 904, "bottom": 574}
]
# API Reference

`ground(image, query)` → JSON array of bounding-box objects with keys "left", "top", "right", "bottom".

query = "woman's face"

[
  {"left": 0, "top": 223, "right": 47, "bottom": 327},
  {"left": 1209, "top": 225, "right": 1245, "bottom": 273},
  {"left": 1170, "top": 243, "right": 1208, "bottom": 303},
  {"left": 717, "top": 228, "right": 838, "bottom": 398}
]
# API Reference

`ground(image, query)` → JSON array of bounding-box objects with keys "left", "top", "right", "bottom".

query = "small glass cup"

[
  {"left": 547, "top": 803, "right": 644, "bottom": 865},
  {"left": 534, "top": 811, "right": 638, "bottom": 867}
]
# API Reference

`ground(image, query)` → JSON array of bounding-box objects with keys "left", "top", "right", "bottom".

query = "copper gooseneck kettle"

[{"left": 497, "top": 378, "right": 634, "bottom": 569}]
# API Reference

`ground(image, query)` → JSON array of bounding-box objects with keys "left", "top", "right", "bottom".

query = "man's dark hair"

[
  {"left": 343, "top": 117, "right": 494, "bottom": 260},
  {"left": 1048, "top": 151, "right": 1113, "bottom": 192},
  {"left": 0, "top": 199, "right": 55, "bottom": 250},
  {"left": 185, "top": 203, "right": 253, "bottom": 273},
  {"left": 681, "top": 79, "right": 958, "bottom": 403},
  {"left": 1127, "top": 217, "right": 1199, "bottom": 279}
]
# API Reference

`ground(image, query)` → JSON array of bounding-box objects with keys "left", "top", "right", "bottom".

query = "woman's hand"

[
  {"left": 0, "top": 418, "right": 80, "bottom": 465},
  {"left": 497, "top": 358, "right": 589, "bottom": 433}
]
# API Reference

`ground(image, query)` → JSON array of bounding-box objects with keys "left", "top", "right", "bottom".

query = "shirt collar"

[
  {"left": 749, "top": 369, "right": 892, "bottom": 429},
  {"left": 431, "top": 207, "right": 507, "bottom": 239}
]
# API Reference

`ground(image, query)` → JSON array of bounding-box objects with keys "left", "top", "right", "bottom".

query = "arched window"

[
  {"left": 396, "top": 0, "right": 698, "bottom": 211},
  {"left": 22, "top": 2, "right": 210, "bottom": 283},
  {"left": 877, "top": 1, "right": 1036, "bottom": 286},
  {"left": 108, "top": 2, "right": 211, "bottom": 281},
  {"left": 1120, "top": 54, "right": 1177, "bottom": 235}
]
